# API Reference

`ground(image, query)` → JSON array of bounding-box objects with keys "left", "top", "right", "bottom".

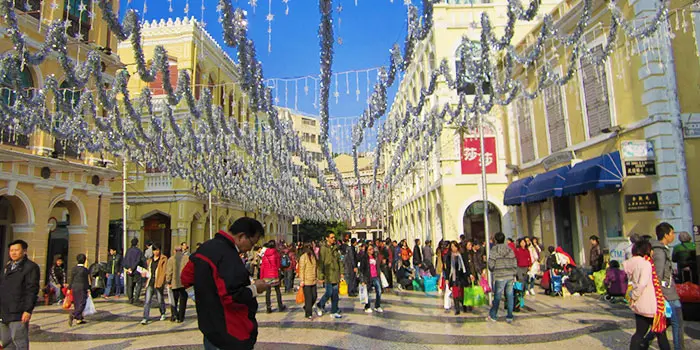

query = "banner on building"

[
  {"left": 624, "top": 193, "right": 660, "bottom": 212},
  {"left": 461, "top": 136, "right": 497, "bottom": 175}
]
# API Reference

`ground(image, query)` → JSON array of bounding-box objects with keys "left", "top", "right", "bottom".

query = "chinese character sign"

[{"left": 461, "top": 137, "right": 497, "bottom": 174}]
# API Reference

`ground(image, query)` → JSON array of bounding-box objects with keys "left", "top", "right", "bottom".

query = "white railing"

[{"left": 145, "top": 174, "right": 173, "bottom": 191}]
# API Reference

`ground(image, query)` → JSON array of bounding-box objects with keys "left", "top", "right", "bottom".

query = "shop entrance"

[
  {"left": 553, "top": 196, "right": 581, "bottom": 263},
  {"left": 143, "top": 213, "right": 171, "bottom": 257},
  {"left": 463, "top": 201, "right": 502, "bottom": 243},
  {"left": 0, "top": 196, "right": 13, "bottom": 267}
]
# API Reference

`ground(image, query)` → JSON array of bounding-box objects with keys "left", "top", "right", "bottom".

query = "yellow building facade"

[
  {"left": 500, "top": 0, "right": 699, "bottom": 264},
  {"left": 384, "top": 0, "right": 560, "bottom": 244},
  {"left": 0, "top": 1, "right": 122, "bottom": 284},
  {"left": 112, "top": 18, "right": 292, "bottom": 256}
]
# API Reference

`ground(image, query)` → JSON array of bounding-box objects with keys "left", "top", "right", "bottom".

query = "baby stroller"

[{"left": 550, "top": 271, "right": 564, "bottom": 297}]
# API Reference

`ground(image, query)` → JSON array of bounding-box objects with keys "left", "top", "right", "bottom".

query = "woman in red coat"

[
  {"left": 514, "top": 239, "right": 532, "bottom": 295},
  {"left": 260, "top": 240, "right": 287, "bottom": 313}
]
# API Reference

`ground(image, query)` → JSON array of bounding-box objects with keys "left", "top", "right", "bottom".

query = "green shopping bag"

[
  {"left": 472, "top": 285, "right": 487, "bottom": 307},
  {"left": 593, "top": 270, "right": 607, "bottom": 295},
  {"left": 463, "top": 286, "right": 476, "bottom": 307}
]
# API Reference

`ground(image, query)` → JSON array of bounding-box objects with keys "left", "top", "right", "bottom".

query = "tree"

[{"left": 297, "top": 220, "right": 349, "bottom": 242}]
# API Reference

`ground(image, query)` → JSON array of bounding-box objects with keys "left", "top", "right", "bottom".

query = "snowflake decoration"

[
  {"left": 404, "top": 0, "right": 411, "bottom": 5},
  {"left": 266, "top": 13, "right": 274, "bottom": 22},
  {"left": 50, "top": 1, "right": 58, "bottom": 10},
  {"left": 78, "top": 2, "right": 87, "bottom": 12},
  {"left": 337, "top": 37, "right": 343, "bottom": 45}
]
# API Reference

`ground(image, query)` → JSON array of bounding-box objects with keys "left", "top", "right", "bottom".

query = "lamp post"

[
  {"left": 122, "top": 152, "right": 128, "bottom": 258},
  {"left": 478, "top": 112, "right": 493, "bottom": 304},
  {"left": 208, "top": 193, "right": 214, "bottom": 240}
]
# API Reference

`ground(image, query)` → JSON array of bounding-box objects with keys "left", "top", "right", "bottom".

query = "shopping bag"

[
  {"left": 339, "top": 280, "right": 348, "bottom": 296},
  {"left": 472, "top": 286, "right": 487, "bottom": 307},
  {"left": 62, "top": 290, "right": 74, "bottom": 310},
  {"left": 451, "top": 285, "right": 463, "bottom": 298},
  {"left": 167, "top": 287, "right": 174, "bottom": 306},
  {"left": 625, "top": 283, "right": 633, "bottom": 304},
  {"left": 593, "top": 270, "right": 607, "bottom": 295},
  {"left": 380, "top": 272, "right": 389, "bottom": 288},
  {"left": 295, "top": 287, "right": 305, "bottom": 305},
  {"left": 359, "top": 284, "right": 369, "bottom": 304},
  {"left": 439, "top": 276, "right": 446, "bottom": 291},
  {"left": 514, "top": 281, "right": 524, "bottom": 291},
  {"left": 83, "top": 295, "right": 96, "bottom": 316},
  {"left": 443, "top": 287, "right": 453, "bottom": 309},
  {"left": 463, "top": 286, "right": 476, "bottom": 306},
  {"left": 479, "top": 275, "right": 492, "bottom": 293}
]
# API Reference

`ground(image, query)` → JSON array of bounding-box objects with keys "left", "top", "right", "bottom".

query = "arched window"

[
  {"left": 54, "top": 81, "right": 81, "bottom": 158},
  {"left": 15, "top": 0, "right": 42, "bottom": 19},
  {"left": 455, "top": 40, "right": 491, "bottom": 95},
  {"left": 228, "top": 92, "right": 234, "bottom": 118},
  {"left": 59, "top": 81, "right": 81, "bottom": 109},
  {"left": 0, "top": 67, "right": 33, "bottom": 147},
  {"left": 63, "top": 0, "right": 91, "bottom": 41}
]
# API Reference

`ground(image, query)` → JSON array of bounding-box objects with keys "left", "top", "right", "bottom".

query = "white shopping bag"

[
  {"left": 443, "top": 287, "right": 453, "bottom": 310},
  {"left": 83, "top": 295, "right": 97, "bottom": 316},
  {"left": 359, "top": 284, "right": 369, "bottom": 304},
  {"left": 380, "top": 272, "right": 389, "bottom": 288},
  {"left": 167, "top": 287, "right": 174, "bottom": 306}
]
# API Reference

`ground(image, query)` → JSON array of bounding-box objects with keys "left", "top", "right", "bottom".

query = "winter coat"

[
  {"left": 589, "top": 244, "right": 604, "bottom": 272},
  {"left": 488, "top": 243, "right": 517, "bottom": 281},
  {"left": 604, "top": 268, "right": 628, "bottom": 296},
  {"left": 260, "top": 248, "right": 281, "bottom": 280},
  {"left": 422, "top": 246, "right": 434, "bottom": 266},
  {"left": 412, "top": 245, "right": 423, "bottom": 266},
  {"left": 400, "top": 247, "right": 412, "bottom": 262},
  {"left": 145, "top": 256, "right": 168, "bottom": 289},
  {"left": 166, "top": 252, "right": 188, "bottom": 289},
  {"left": 358, "top": 252, "right": 384, "bottom": 284},
  {"left": 0, "top": 257, "right": 40, "bottom": 323},
  {"left": 514, "top": 247, "right": 532, "bottom": 268},
  {"left": 49, "top": 265, "right": 66, "bottom": 286},
  {"left": 317, "top": 243, "right": 342, "bottom": 284},
  {"left": 444, "top": 252, "right": 470, "bottom": 287},
  {"left": 650, "top": 240, "right": 679, "bottom": 301},
  {"left": 123, "top": 246, "right": 144, "bottom": 274},
  {"left": 672, "top": 242, "right": 697, "bottom": 271},
  {"left": 343, "top": 244, "right": 357, "bottom": 274},
  {"left": 298, "top": 253, "right": 318, "bottom": 286},
  {"left": 623, "top": 256, "right": 657, "bottom": 318},
  {"left": 69, "top": 265, "right": 90, "bottom": 291},
  {"left": 106, "top": 254, "right": 123, "bottom": 275}
]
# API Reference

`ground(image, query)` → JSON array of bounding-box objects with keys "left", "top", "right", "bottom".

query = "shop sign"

[
  {"left": 684, "top": 122, "right": 700, "bottom": 138},
  {"left": 621, "top": 140, "right": 655, "bottom": 160},
  {"left": 461, "top": 136, "right": 497, "bottom": 175},
  {"left": 624, "top": 160, "right": 657, "bottom": 176},
  {"left": 624, "top": 193, "right": 660, "bottom": 212},
  {"left": 542, "top": 151, "right": 574, "bottom": 171}
]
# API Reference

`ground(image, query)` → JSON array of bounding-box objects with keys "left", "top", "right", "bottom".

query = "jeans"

[
  {"left": 364, "top": 277, "right": 382, "bottom": 309},
  {"left": 516, "top": 267, "right": 530, "bottom": 291},
  {"left": 48, "top": 282, "right": 64, "bottom": 302},
  {"left": 203, "top": 336, "right": 222, "bottom": 350},
  {"left": 643, "top": 299, "right": 683, "bottom": 349},
  {"left": 303, "top": 285, "right": 318, "bottom": 317},
  {"left": 265, "top": 283, "right": 284, "bottom": 310},
  {"left": 126, "top": 273, "right": 143, "bottom": 303},
  {"left": 489, "top": 279, "right": 514, "bottom": 320},
  {"left": 0, "top": 321, "right": 28, "bottom": 350},
  {"left": 633, "top": 314, "right": 670, "bottom": 350},
  {"left": 283, "top": 270, "right": 295, "bottom": 293},
  {"left": 104, "top": 273, "right": 123, "bottom": 297},
  {"left": 143, "top": 285, "right": 166, "bottom": 319},
  {"left": 317, "top": 282, "right": 340, "bottom": 314},
  {"left": 171, "top": 287, "right": 188, "bottom": 321}
]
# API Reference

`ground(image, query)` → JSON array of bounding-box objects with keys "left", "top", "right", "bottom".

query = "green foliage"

[{"left": 297, "top": 220, "right": 349, "bottom": 242}]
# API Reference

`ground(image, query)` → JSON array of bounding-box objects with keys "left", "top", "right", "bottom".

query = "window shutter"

[
  {"left": 544, "top": 83, "right": 567, "bottom": 152},
  {"left": 516, "top": 98, "right": 535, "bottom": 162},
  {"left": 581, "top": 45, "right": 612, "bottom": 138}
]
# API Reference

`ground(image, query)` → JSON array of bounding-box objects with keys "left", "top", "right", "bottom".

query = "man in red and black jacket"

[{"left": 181, "top": 217, "right": 270, "bottom": 350}]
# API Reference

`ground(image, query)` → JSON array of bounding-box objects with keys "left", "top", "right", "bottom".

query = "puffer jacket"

[
  {"left": 650, "top": 240, "right": 679, "bottom": 301},
  {"left": 260, "top": 248, "right": 281, "bottom": 280},
  {"left": 488, "top": 243, "right": 517, "bottom": 281},
  {"left": 298, "top": 253, "right": 318, "bottom": 286},
  {"left": 623, "top": 256, "right": 657, "bottom": 318}
]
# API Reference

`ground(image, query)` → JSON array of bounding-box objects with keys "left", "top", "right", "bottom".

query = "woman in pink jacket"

[
  {"left": 260, "top": 240, "right": 287, "bottom": 313},
  {"left": 624, "top": 240, "right": 669, "bottom": 350}
]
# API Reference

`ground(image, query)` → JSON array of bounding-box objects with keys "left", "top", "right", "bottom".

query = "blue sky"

[{"left": 121, "top": 0, "right": 410, "bottom": 152}]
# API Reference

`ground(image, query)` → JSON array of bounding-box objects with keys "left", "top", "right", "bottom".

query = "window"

[
  {"left": 148, "top": 60, "right": 178, "bottom": 95},
  {"left": 228, "top": 93, "right": 234, "bottom": 118},
  {"left": 302, "top": 118, "right": 316, "bottom": 126},
  {"left": 15, "top": 0, "right": 41, "bottom": 19},
  {"left": 527, "top": 203, "right": 543, "bottom": 240},
  {"left": 515, "top": 98, "right": 535, "bottom": 163},
  {"left": 598, "top": 192, "right": 622, "bottom": 238},
  {"left": 0, "top": 66, "right": 32, "bottom": 147},
  {"left": 54, "top": 81, "right": 81, "bottom": 158},
  {"left": 544, "top": 82, "right": 568, "bottom": 152},
  {"left": 580, "top": 44, "right": 613, "bottom": 138},
  {"left": 63, "top": 0, "right": 91, "bottom": 40},
  {"left": 455, "top": 41, "right": 491, "bottom": 95}
]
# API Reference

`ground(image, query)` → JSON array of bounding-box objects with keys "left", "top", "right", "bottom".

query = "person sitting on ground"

[{"left": 604, "top": 260, "right": 627, "bottom": 298}]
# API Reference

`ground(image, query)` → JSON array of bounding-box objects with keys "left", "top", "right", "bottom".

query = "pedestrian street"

[{"left": 25, "top": 288, "right": 700, "bottom": 349}]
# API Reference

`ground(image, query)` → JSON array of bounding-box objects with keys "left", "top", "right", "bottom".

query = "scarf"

[
  {"left": 644, "top": 255, "right": 667, "bottom": 333},
  {"left": 450, "top": 253, "right": 466, "bottom": 282}
]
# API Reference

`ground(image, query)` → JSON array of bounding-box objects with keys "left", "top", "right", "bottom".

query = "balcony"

[
  {"left": 52, "top": 139, "right": 81, "bottom": 159},
  {"left": 145, "top": 173, "right": 173, "bottom": 191},
  {"left": 0, "top": 126, "right": 29, "bottom": 148}
]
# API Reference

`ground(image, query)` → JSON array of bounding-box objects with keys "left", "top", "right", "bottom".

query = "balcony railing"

[
  {"left": 0, "top": 126, "right": 29, "bottom": 148},
  {"left": 145, "top": 174, "right": 173, "bottom": 191},
  {"left": 52, "top": 139, "right": 81, "bottom": 159}
]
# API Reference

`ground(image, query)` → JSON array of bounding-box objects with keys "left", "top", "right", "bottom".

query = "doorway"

[
  {"left": 553, "top": 196, "right": 581, "bottom": 262},
  {"left": 463, "top": 201, "right": 502, "bottom": 243},
  {"left": 143, "top": 213, "right": 171, "bottom": 257},
  {"left": 0, "top": 197, "right": 13, "bottom": 266}
]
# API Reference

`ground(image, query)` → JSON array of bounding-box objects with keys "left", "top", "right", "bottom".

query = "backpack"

[{"left": 281, "top": 253, "right": 291, "bottom": 268}]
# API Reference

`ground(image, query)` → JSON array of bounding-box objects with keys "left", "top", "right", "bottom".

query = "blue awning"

[
  {"left": 562, "top": 151, "right": 623, "bottom": 196},
  {"left": 525, "top": 166, "right": 570, "bottom": 203},
  {"left": 504, "top": 176, "right": 534, "bottom": 206}
]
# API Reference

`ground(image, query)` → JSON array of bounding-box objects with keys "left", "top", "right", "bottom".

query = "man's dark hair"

[
  {"left": 109, "top": 247, "right": 116, "bottom": 252},
  {"left": 264, "top": 240, "right": 276, "bottom": 249},
  {"left": 609, "top": 260, "right": 620, "bottom": 269},
  {"left": 415, "top": 239, "right": 420, "bottom": 245},
  {"left": 152, "top": 243, "right": 161, "bottom": 251},
  {"left": 459, "top": 234, "right": 465, "bottom": 241},
  {"left": 589, "top": 235, "right": 599, "bottom": 243},
  {"left": 229, "top": 217, "right": 265, "bottom": 238},
  {"left": 655, "top": 222, "right": 674, "bottom": 241},
  {"left": 180, "top": 242, "right": 187, "bottom": 246},
  {"left": 131, "top": 238, "right": 139, "bottom": 247},
  {"left": 8, "top": 239, "right": 28, "bottom": 250},
  {"left": 76, "top": 254, "right": 87, "bottom": 264},
  {"left": 146, "top": 240, "right": 153, "bottom": 247},
  {"left": 494, "top": 232, "right": 506, "bottom": 244},
  {"left": 548, "top": 246, "right": 555, "bottom": 253},
  {"left": 350, "top": 238, "right": 357, "bottom": 244},
  {"left": 326, "top": 231, "right": 335, "bottom": 238}
]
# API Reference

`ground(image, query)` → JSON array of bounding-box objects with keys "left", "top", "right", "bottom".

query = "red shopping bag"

[
  {"left": 62, "top": 289, "right": 73, "bottom": 310},
  {"left": 451, "top": 285, "right": 463, "bottom": 298},
  {"left": 439, "top": 276, "right": 446, "bottom": 291}
]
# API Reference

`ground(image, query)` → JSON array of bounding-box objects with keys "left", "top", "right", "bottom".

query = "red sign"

[{"left": 461, "top": 136, "right": 497, "bottom": 174}]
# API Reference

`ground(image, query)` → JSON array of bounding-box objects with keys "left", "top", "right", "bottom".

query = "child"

[
  {"left": 69, "top": 254, "right": 91, "bottom": 326},
  {"left": 604, "top": 260, "right": 628, "bottom": 299}
]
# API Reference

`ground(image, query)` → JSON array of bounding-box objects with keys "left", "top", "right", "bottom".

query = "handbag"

[
  {"left": 62, "top": 290, "right": 74, "bottom": 310},
  {"left": 463, "top": 286, "right": 476, "bottom": 306},
  {"left": 380, "top": 272, "right": 389, "bottom": 288},
  {"left": 296, "top": 287, "right": 305, "bottom": 305},
  {"left": 479, "top": 275, "right": 492, "bottom": 293},
  {"left": 83, "top": 295, "right": 96, "bottom": 316},
  {"left": 443, "top": 287, "right": 453, "bottom": 309},
  {"left": 339, "top": 280, "right": 348, "bottom": 296},
  {"left": 359, "top": 284, "right": 369, "bottom": 304}
]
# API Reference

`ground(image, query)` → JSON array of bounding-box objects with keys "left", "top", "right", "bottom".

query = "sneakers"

[
  {"left": 364, "top": 308, "right": 373, "bottom": 314},
  {"left": 486, "top": 316, "right": 497, "bottom": 323},
  {"left": 374, "top": 307, "right": 384, "bottom": 313},
  {"left": 306, "top": 315, "right": 313, "bottom": 320},
  {"left": 314, "top": 305, "right": 324, "bottom": 317},
  {"left": 330, "top": 313, "right": 342, "bottom": 319},
  {"left": 529, "top": 288, "right": 535, "bottom": 296},
  {"left": 506, "top": 318, "right": 514, "bottom": 324},
  {"left": 160, "top": 315, "right": 167, "bottom": 321},
  {"left": 140, "top": 319, "right": 149, "bottom": 325}
]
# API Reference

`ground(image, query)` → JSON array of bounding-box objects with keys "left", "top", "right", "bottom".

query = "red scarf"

[{"left": 644, "top": 255, "right": 667, "bottom": 333}]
